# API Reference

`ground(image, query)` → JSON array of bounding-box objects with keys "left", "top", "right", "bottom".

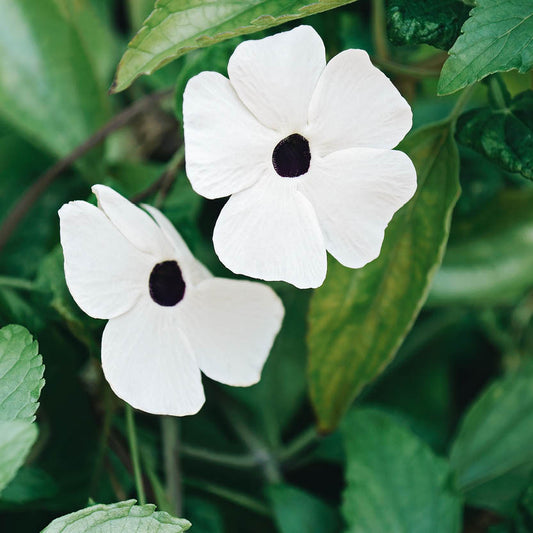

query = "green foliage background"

[{"left": 0, "top": 0, "right": 532, "bottom": 531}]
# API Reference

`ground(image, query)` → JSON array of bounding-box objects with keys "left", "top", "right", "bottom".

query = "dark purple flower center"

[
  {"left": 149, "top": 260, "right": 185, "bottom": 306},
  {"left": 272, "top": 134, "right": 311, "bottom": 178}
]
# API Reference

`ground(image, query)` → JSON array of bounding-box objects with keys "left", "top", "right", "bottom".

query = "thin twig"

[
  {"left": 185, "top": 478, "right": 270, "bottom": 516},
  {"left": 181, "top": 444, "right": 259, "bottom": 468},
  {"left": 131, "top": 145, "right": 185, "bottom": 205},
  {"left": 125, "top": 404, "right": 146, "bottom": 505},
  {"left": 0, "top": 88, "right": 173, "bottom": 253},
  {"left": 0, "top": 276, "right": 39, "bottom": 291},
  {"left": 162, "top": 416, "right": 182, "bottom": 516},
  {"left": 372, "top": 57, "right": 441, "bottom": 79},
  {"left": 372, "top": 0, "right": 390, "bottom": 61}
]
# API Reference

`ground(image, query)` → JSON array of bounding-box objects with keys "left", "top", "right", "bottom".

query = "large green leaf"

[
  {"left": 269, "top": 484, "right": 340, "bottom": 533},
  {"left": 387, "top": 0, "right": 470, "bottom": 50},
  {"left": 0, "top": 324, "right": 44, "bottom": 424},
  {"left": 438, "top": 0, "right": 533, "bottom": 95},
  {"left": 0, "top": 420, "right": 38, "bottom": 493},
  {"left": 342, "top": 409, "right": 462, "bottom": 533},
  {"left": 456, "top": 89, "right": 533, "bottom": 180},
  {"left": 429, "top": 189, "right": 533, "bottom": 306},
  {"left": 0, "top": 0, "right": 109, "bottom": 158},
  {"left": 53, "top": 0, "right": 121, "bottom": 86},
  {"left": 308, "top": 123, "right": 460, "bottom": 431},
  {"left": 0, "top": 325, "right": 44, "bottom": 496},
  {"left": 41, "top": 500, "right": 191, "bottom": 532},
  {"left": 450, "top": 362, "right": 533, "bottom": 515},
  {"left": 0, "top": 466, "right": 58, "bottom": 504},
  {"left": 111, "top": 0, "right": 358, "bottom": 93}
]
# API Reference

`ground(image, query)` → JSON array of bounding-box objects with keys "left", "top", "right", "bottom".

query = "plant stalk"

[{"left": 125, "top": 403, "right": 146, "bottom": 505}]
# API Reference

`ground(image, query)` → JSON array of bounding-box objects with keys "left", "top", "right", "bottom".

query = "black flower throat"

[
  {"left": 149, "top": 260, "right": 186, "bottom": 306},
  {"left": 272, "top": 134, "right": 311, "bottom": 177}
]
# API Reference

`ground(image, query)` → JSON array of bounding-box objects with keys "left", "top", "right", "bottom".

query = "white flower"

[
  {"left": 183, "top": 25, "right": 416, "bottom": 289},
  {"left": 58, "top": 185, "right": 284, "bottom": 416}
]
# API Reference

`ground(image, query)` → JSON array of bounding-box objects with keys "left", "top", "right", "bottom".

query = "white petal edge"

[
  {"left": 306, "top": 49, "right": 412, "bottom": 154},
  {"left": 183, "top": 71, "right": 278, "bottom": 199},
  {"left": 59, "top": 201, "right": 152, "bottom": 320},
  {"left": 299, "top": 148, "right": 417, "bottom": 268},
  {"left": 102, "top": 295, "right": 205, "bottom": 416},
  {"left": 92, "top": 184, "right": 173, "bottom": 258},
  {"left": 228, "top": 25, "right": 326, "bottom": 133},
  {"left": 213, "top": 178, "right": 327, "bottom": 289},
  {"left": 180, "top": 278, "right": 284, "bottom": 386},
  {"left": 142, "top": 204, "right": 212, "bottom": 287}
]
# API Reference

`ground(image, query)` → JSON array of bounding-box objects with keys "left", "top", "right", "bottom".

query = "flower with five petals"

[
  {"left": 59, "top": 185, "right": 284, "bottom": 416},
  {"left": 183, "top": 25, "right": 417, "bottom": 288}
]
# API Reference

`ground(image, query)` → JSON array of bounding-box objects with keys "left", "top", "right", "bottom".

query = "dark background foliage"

[{"left": 0, "top": 0, "right": 532, "bottom": 531}]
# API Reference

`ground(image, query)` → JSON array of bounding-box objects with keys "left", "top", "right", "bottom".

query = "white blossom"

[
  {"left": 59, "top": 185, "right": 284, "bottom": 416},
  {"left": 183, "top": 25, "right": 417, "bottom": 288}
]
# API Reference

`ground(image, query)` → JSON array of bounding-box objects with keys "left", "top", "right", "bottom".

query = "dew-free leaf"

[
  {"left": 0, "top": 0, "right": 110, "bottom": 158},
  {"left": 0, "top": 420, "right": 38, "bottom": 493},
  {"left": 387, "top": 0, "right": 470, "bottom": 50},
  {"left": 112, "top": 0, "right": 358, "bottom": 93},
  {"left": 0, "top": 325, "right": 44, "bottom": 424},
  {"left": 429, "top": 189, "right": 533, "bottom": 306},
  {"left": 450, "top": 362, "right": 533, "bottom": 515},
  {"left": 269, "top": 483, "right": 341, "bottom": 533},
  {"left": 41, "top": 500, "right": 191, "bottom": 532},
  {"left": 308, "top": 123, "right": 460, "bottom": 431},
  {"left": 342, "top": 409, "right": 462, "bottom": 533},
  {"left": 456, "top": 89, "right": 533, "bottom": 180},
  {"left": 438, "top": 0, "right": 533, "bottom": 95}
]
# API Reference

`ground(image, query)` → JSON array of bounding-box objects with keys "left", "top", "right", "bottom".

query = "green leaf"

[
  {"left": 0, "top": 420, "right": 38, "bottom": 493},
  {"left": 52, "top": 0, "right": 121, "bottom": 86},
  {"left": 387, "top": 0, "right": 470, "bottom": 50},
  {"left": 0, "top": 324, "right": 44, "bottom": 424},
  {"left": 438, "top": 0, "right": 533, "bottom": 95},
  {"left": 111, "top": 0, "right": 358, "bottom": 93},
  {"left": 308, "top": 122, "right": 460, "bottom": 431},
  {"left": 450, "top": 362, "right": 533, "bottom": 515},
  {"left": 342, "top": 409, "right": 462, "bottom": 533},
  {"left": 0, "top": 467, "right": 58, "bottom": 504},
  {"left": 429, "top": 189, "right": 533, "bottom": 307},
  {"left": 0, "top": 0, "right": 110, "bottom": 158},
  {"left": 269, "top": 483, "right": 341, "bottom": 533},
  {"left": 184, "top": 497, "right": 224, "bottom": 533},
  {"left": 36, "top": 246, "right": 98, "bottom": 349},
  {"left": 41, "top": 500, "right": 191, "bottom": 532},
  {"left": 456, "top": 89, "right": 533, "bottom": 180}
]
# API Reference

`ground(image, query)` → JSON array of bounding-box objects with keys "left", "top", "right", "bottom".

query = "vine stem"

[
  {"left": 0, "top": 88, "right": 173, "bottom": 254},
  {"left": 447, "top": 84, "right": 476, "bottom": 128},
  {"left": 372, "top": 0, "right": 390, "bottom": 61},
  {"left": 0, "top": 276, "right": 38, "bottom": 291},
  {"left": 185, "top": 479, "right": 270, "bottom": 516},
  {"left": 125, "top": 403, "right": 146, "bottom": 505},
  {"left": 162, "top": 416, "right": 182, "bottom": 516}
]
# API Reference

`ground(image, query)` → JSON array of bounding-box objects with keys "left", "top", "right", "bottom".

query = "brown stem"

[{"left": 0, "top": 88, "right": 173, "bottom": 253}]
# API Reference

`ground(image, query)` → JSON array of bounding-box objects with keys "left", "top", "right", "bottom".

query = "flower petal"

[
  {"left": 183, "top": 71, "right": 277, "bottom": 199},
  {"left": 228, "top": 25, "right": 326, "bottom": 133},
  {"left": 142, "top": 204, "right": 211, "bottom": 286},
  {"left": 180, "top": 278, "right": 284, "bottom": 386},
  {"left": 59, "top": 201, "right": 152, "bottom": 319},
  {"left": 300, "top": 148, "right": 417, "bottom": 268},
  {"left": 213, "top": 178, "right": 326, "bottom": 289},
  {"left": 306, "top": 49, "right": 412, "bottom": 154},
  {"left": 102, "top": 295, "right": 205, "bottom": 416},
  {"left": 92, "top": 184, "right": 173, "bottom": 257}
]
